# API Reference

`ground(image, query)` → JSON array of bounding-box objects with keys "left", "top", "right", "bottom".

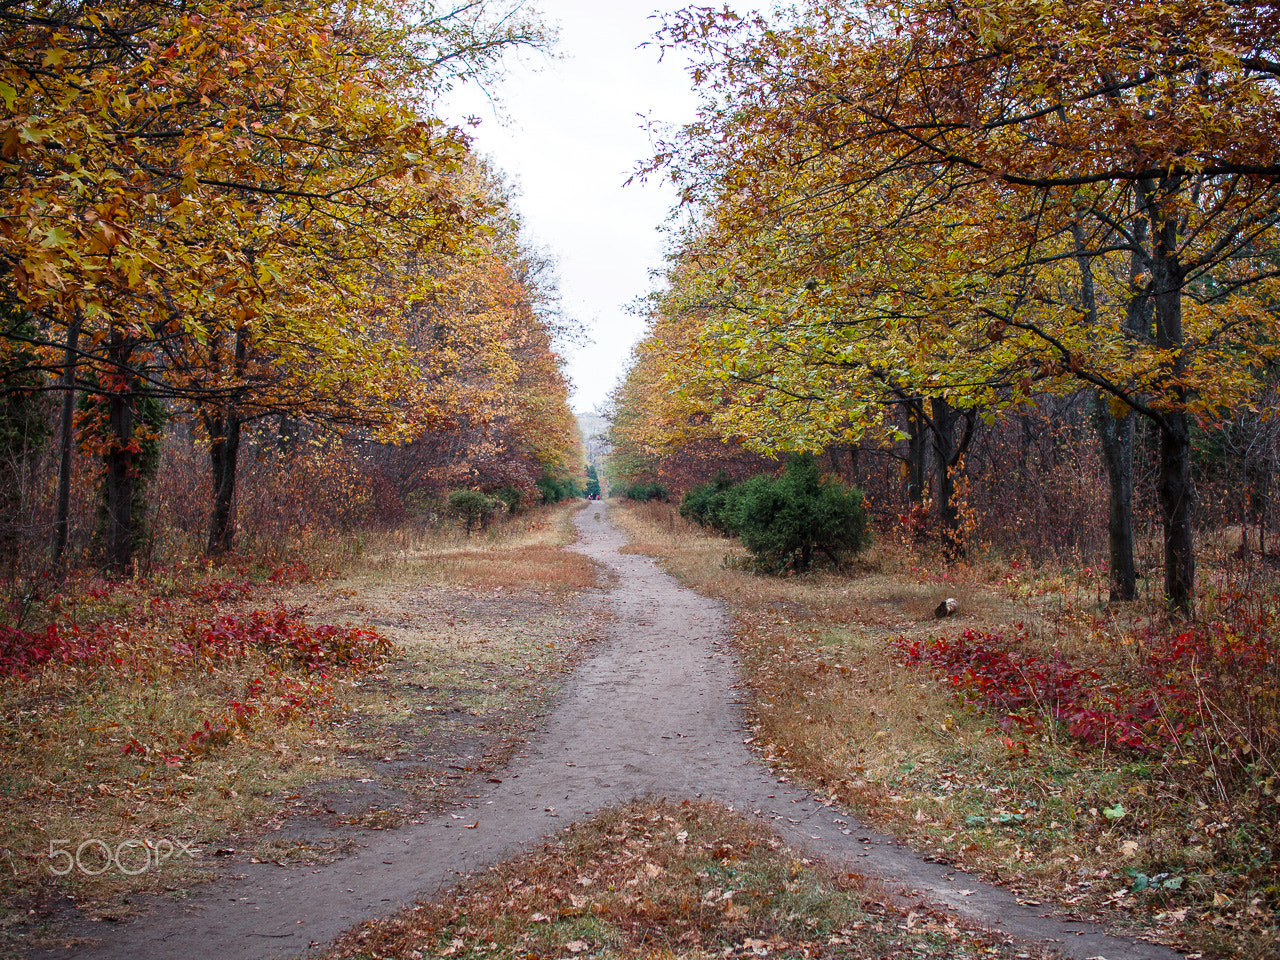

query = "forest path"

[{"left": 45, "top": 504, "right": 1178, "bottom": 960}]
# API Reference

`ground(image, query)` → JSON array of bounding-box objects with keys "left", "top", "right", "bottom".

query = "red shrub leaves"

[
  {"left": 895, "top": 616, "right": 1279, "bottom": 780},
  {"left": 189, "top": 610, "right": 392, "bottom": 672},
  {"left": 893, "top": 628, "right": 1191, "bottom": 754},
  {"left": 3, "top": 609, "right": 391, "bottom": 681},
  {"left": 3, "top": 600, "right": 393, "bottom": 763},
  {"left": 267, "top": 560, "right": 315, "bottom": 584},
  {"left": 0, "top": 622, "right": 123, "bottom": 679},
  {"left": 188, "top": 577, "right": 253, "bottom": 604},
  {"left": 895, "top": 615, "right": 1280, "bottom": 831}
]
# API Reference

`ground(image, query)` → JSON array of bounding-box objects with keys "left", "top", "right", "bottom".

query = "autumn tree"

[
  {"left": 651, "top": 0, "right": 1280, "bottom": 612},
  {"left": 604, "top": 294, "right": 774, "bottom": 498},
  {"left": 0, "top": 0, "right": 550, "bottom": 565},
  {"left": 368, "top": 160, "right": 583, "bottom": 508}
]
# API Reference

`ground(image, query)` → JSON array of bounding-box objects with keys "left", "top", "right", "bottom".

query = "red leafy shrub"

[
  {"left": 188, "top": 609, "right": 392, "bottom": 672},
  {"left": 5, "top": 607, "right": 391, "bottom": 683},
  {"left": 893, "top": 628, "right": 1194, "bottom": 754},
  {"left": 188, "top": 577, "right": 253, "bottom": 604},
  {"left": 268, "top": 560, "right": 315, "bottom": 584},
  {"left": 1138, "top": 614, "right": 1280, "bottom": 797},
  {"left": 187, "top": 665, "right": 343, "bottom": 754},
  {"left": 895, "top": 614, "right": 1279, "bottom": 806},
  {"left": 1, "top": 609, "right": 390, "bottom": 763},
  {"left": 0, "top": 622, "right": 129, "bottom": 679}
]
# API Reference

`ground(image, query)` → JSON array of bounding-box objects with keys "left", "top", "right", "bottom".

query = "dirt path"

[{"left": 42, "top": 505, "right": 1180, "bottom": 960}]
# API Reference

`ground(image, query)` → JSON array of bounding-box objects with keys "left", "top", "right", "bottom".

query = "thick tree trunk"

[
  {"left": 1158, "top": 411, "right": 1196, "bottom": 611},
  {"left": 206, "top": 410, "right": 242, "bottom": 554},
  {"left": 205, "top": 327, "right": 248, "bottom": 555},
  {"left": 103, "top": 336, "right": 135, "bottom": 572},
  {"left": 929, "top": 396, "right": 973, "bottom": 561},
  {"left": 905, "top": 397, "right": 927, "bottom": 505},
  {"left": 1146, "top": 184, "right": 1195, "bottom": 615},
  {"left": 52, "top": 315, "right": 80, "bottom": 567},
  {"left": 1094, "top": 395, "right": 1137, "bottom": 601}
]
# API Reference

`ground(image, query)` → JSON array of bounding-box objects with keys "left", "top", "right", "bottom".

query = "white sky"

[{"left": 443, "top": 1, "right": 702, "bottom": 414}]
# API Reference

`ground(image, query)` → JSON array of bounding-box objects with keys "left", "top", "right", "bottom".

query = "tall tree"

[
  {"left": 652, "top": 0, "right": 1280, "bottom": 612},
  {"left": 0, "top": 0, "right": 550, "bottom": 565}
]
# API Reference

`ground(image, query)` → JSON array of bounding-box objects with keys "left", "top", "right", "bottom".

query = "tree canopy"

[
  {"left": 0, "top": 1, "right": 581, "bottom": 566},
  {"left": 620, "top": 0, "right": 1280, "bottom": 611}
]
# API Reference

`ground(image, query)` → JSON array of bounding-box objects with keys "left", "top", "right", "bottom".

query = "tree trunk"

[
  {"left": 1246, "top": 462, "right": 1270, "bottom": 554},
  {"left": 103, "top": 333, "right": 135, "bottom": 572},
  {"left": 929, "top": 395, "right": 973, "bottom": 561},
  {"left": 1072, "top": 219, "right": 1140, "bottom": 602},
  {"left": 905, "top": 396, "right": 927, "bottom": 504},
  {"left": 206, "top": 410, "right": 242, "bottom": 554},
  {"left": 1145, "top": 183, "right": 1195, "bottom": 615},
  {"left": 205, "top": 328, "right": 248, "bottom": 555},
  {"left": 1094, "top": 394, "right": 1137, "bottom": 601},
  {"left": 1158, "top": 411, "right": 1195, "bottom": 612},
  {"left": 52, "top": 315, "right": 80, "bottom": 567}
]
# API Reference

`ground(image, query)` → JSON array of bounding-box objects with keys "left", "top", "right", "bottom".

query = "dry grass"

[
  {"left": 0, "top": 582, "right": 365, "bottom": 930},
  {"left": 613, "top": 501, "right": 1280, "bottom": 960},
  {"left": 345, "top": 501, "right": 604, "bottom": 595},
  {"left": 327, "top": 798, "right": 1046, "bottom": 960},
  {"left": 0, "top": 502, "right": 603, "bottom": 951}
]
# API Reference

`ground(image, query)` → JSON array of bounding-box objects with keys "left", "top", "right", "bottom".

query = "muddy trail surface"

[{"left": 42, "top": 505, "right": 1179, "bottom": 960}]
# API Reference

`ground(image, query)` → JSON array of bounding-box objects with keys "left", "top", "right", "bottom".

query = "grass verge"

[
  {"left": 0, "top": 502, "right": 602, "bottom": 952},
  {"left": 613, "top": 500, "right": 1280, "bottom": 960},
  {"left": 327, "top": 798, "right": 1046, "bottom": 960}
]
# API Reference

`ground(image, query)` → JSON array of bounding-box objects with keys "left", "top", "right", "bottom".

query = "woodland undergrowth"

[
  {"left": 0, "top": 502, "right": 595, "bottom": 950},
  {"left": 615, "top": 500, "right": 1280, "bottom": 960},
  {"left": 327, "top": 798, "right": 1049, "bottom": 960}
]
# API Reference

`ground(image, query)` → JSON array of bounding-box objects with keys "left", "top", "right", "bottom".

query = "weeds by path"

[
  {"left": 614, "top": 501, "right": 1280, "bottom": 960},
  {"left": 328, "top": 799, "right": 1044, "bottom": 960},
  {"left": 0, "top": 502, "right": 602, "bottom": 952}
]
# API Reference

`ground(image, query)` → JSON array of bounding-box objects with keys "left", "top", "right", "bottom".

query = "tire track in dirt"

[{"left": 41, "top": 505, "right": 1179, "bottom": 960}]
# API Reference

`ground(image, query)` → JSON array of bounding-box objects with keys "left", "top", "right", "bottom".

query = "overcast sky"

[{"left": 442, "top": 1, "right": 703, "bottom": 414}]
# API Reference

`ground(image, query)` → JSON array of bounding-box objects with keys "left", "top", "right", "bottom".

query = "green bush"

[
  {"left": 736, "top": 454, "right": 870, "bottom": 572},
  {"left": 536, "top": 474, "right": 581, "bottom": 505},
  {"left": 491, "top": 485, "right": 523, "bottom": 515},
  {"left": 446, "top": 489, "right": 499, "bottom": 535},
  {"left": 622, "top": 482, "right": 668, "bottom": 502},
  {"left": 684, "top": 456, "right": 870, "bottom": 574},
  {"left": 679, "top": 472, "right": 739, "bottom": 534}
]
